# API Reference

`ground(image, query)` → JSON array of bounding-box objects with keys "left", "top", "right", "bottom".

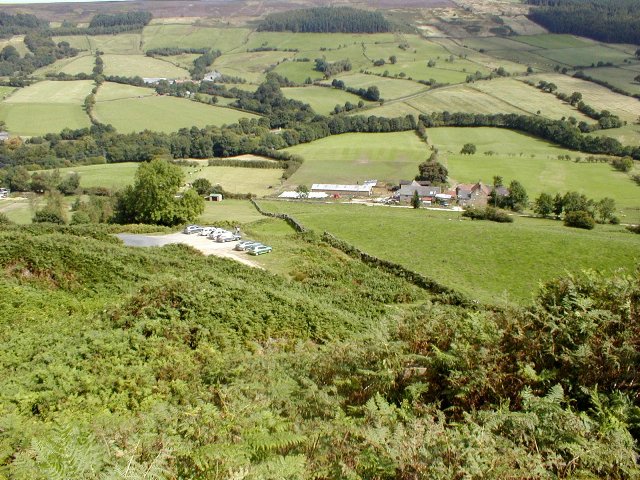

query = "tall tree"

[{"left": 114, "top": 159, "right": 204, "bottom": 226}]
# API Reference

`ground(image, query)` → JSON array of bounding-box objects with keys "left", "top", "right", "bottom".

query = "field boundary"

[{"left": 251, "top": 199, "right": 475, "bottom": 307}]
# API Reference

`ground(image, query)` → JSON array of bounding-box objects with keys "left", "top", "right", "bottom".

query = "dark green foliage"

[
  {"left": 190, "top": 49, "right": 222, "bottom": 80},
  {"left": 113, "top": 159, "right": 204, "bottom": 226},
  {"left": 415, "top": 157, "right": 448, "bottom": 184},
  {"left": 88, "top": 11, "right": 152, "bottom": 30},
  {"left": 460, "top": 142, "right": 476, "bottom": 154},
  {"left": 533, "top": 192, "right": 554, "bottom": 217},
  {"left": 32, "top": 209, "right": 66, "bottom": 224},
  {"left": 626, "top": 224, "right": 640, "bottom": 234},
  {"left": 564, "top": 210, "right": 596, "bottom": 229},
  {"left": 257, "top": 7, "right": 391, "bottom": 33},
  {"left": 611, "top": 156, "right": 634, "bottom": 172},
  {"left": 527, "top": 0, "right": 640, "bottom": 44},
  {"left": 145, "top": 47, "right": 208, "bottom": 57},
  {"left": 191, "top": 177, "right": 212, "bottom": 195},
  {"left": 411, "top": 190, "right": 421, "bottom": 209},
  {"left": 462, "top": 206, "right": 514, "bottom": 222}
]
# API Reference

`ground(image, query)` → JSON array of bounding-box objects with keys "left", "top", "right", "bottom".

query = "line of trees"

[
  {"left": 533, "top": 190, "right": 618, "bottom": 228},
  {"left": 257, "top": 6, "right": 391, "bottom": 33},
  {"left": 0, "top": 32, "right": 78, "bottom": 76},
  {"left": 330, "top": 78, "right": 381, "bottom": 101},
  {"left": 145, "top": 47, "right": 209, "bottom": 57}
]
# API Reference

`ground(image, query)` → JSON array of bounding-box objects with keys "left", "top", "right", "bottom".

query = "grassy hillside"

[
  {"left": 259, "top": 201, "right": 640, "bottom": 304},
  {"left": 101, "top": 54, "right": 190, "bottom": 78},
  {"left": 94, "top": 83, "right": 259, "bottom": 133},
  {"left": 282, "top": 86, "right": 370, "bottom": 115}
]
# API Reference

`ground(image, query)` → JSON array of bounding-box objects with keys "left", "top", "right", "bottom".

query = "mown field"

[
  {"left": 582, "top": 66, "right": 640, "bottom": 96},
  {"left": 54, "top": 33, "right": 143, "bottom": 55},
  {"left": 527, "top": 73, "right": 640, "bottom": 122},
  {"left": 428, "top": 127, "right": 640, "bottom": 222},
  {"left": 258, "top": 200, "right": 640, "bottom": 304},
  {"left": 94, "top": 83, "right": 258, "bottom": 133},
  {"left": 284, "top": 131, "right": 428, "bottom": 186},
  {"left": 34, "top": 54, "right": 95, "bottom": 76},
  {"left": 329, "top": 73, "right": 427, "bottom": 101},
  {"left": 0, "top": 80, "right": 93, "bottom": 136},
  {"left": 101, "top": 54, "right": 190, "bottom": 79}
]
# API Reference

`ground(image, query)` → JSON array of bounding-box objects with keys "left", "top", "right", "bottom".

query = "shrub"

[
  {"left": 611, "top": 157, "right": 633, "bottom": 172},
  {"left": 626, "top": 224, "right": 640, "bottom": 234},
  {"left": 33, "top": 209, "right": 66, "bottom": 225},
  {"left": 564, "top": 210, "right": 595, "bottom": 229},
  {"left": 462, "top": 206, "right": 513, "bottom": 223}
]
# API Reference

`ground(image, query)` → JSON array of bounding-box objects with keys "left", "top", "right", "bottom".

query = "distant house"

[
  {"left": 203, "top": 71, "right": 222, "bottom": 82},
  {"left": 311, "top": 180, "right": 376, "bottom": 197},
  {"left": 0, "top": 132, "right": 9, "bottom": 143},
  {"left": 142, "top": 77, "right": 168, "bottom": 85},
  {"left": 396, "top": 180, "right": 441, "bottom": 203},
  {"left": 456, "top": 182, "right": 507, "bottom": 206}
]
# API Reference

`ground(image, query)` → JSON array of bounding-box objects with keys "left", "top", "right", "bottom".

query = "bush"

[
  {"left": 564, "top": 210, "right": 595, "bottom": 229},
  {"left": 33, "top": 209, "right": 66, "bottom": 225},
  {"left": 462, "top": 206, "right": 513, "bottom": 223},
  {"left": 626, "top": 224, "right": 640, "bottom": 234},
  {"left": 0, "top": 212, "right": 13, "bottom": 225},
  {"left": 611, "top": 157, "right": 633, "bottom": 172}
]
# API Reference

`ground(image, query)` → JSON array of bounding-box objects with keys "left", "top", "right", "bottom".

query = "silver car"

[{"left": 234, "top": 240, "right": 262, "bottom": 251}]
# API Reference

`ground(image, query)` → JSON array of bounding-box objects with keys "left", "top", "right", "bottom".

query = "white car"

[
  {"left": 183, "top": 225, "right": 202, "bottom": 234},
  {"left": 216, "top": 232, "right": 241, "bottom": 242},
  {"left": 199, "top": 226, "right": 217, "bottom": 236},
  {"left": 208, "top": 229, "right": 229, "bottom": 240}
]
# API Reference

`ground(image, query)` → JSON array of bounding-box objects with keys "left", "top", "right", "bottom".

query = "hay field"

[
  {"left": 283, "top": 131, "right": 427, "bottom": 185},
  {"left": 282, "top": 86, "right": 371, "bottom": 115},
  {"left": 184, "top": 166, "right": 283, "bottom": 196},
  {"left": 470, "top": 78, "right": 592, "bottom": 122},
  {"left": 95, "top": 84, "right": 258, "bottom": 133},
  {"left": 428, "top": 127, "right": 640, "bottom": 222},
  {"left": 102, "top": 54, "right": 189, "bottom": 79},
  {"left": 34, "top": 54, "right": 95, "bottom": 76},
  {"left": 213, "top": 50, "right": 296, "bottom": 84},
  {"left": 581, "top": 66, "right": 640, "bottom": 96},
  {"left": 0, "top": 80, "right": 93, "bottom": 136},
  {"left": 526, "top": 73, "right": 640, "bottom": 122},
  {"left": 54, "top": 34, "right": 143, "bottom": 54}
]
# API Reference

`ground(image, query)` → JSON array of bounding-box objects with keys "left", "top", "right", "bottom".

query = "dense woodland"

[
  {"left": 257, "top": 7, "right": 391, "bottom": 33},
  {"left": 0, "top": 12, "right": 47, "bottom": 37},
  {"left": 527, "top": 0, "right": 640, "bottom": 44}
]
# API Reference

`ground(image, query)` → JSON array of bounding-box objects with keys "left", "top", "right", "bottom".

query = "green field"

[
  {"left": 272, "top": 60, "right": 323, "bottom": 84},
  {"left": 428, "top": 127, "right": 640, "bottom": 222},
  {"left": 284, "top": 131, "right": 428, "bottom": 186},
  {"left": 54, "top": 34, "right": 143, "bottom": 54},
  {"left": 198, "top": 199, "right": 266, "bottom": 224},
  {"left": 102, "top": 54, "right": 189, "bottom": 79},
  {"left": 185, "top": 165, "right": 284, "bottom": 196},
  {"left": 0, "top": 86, "right": 16, "bottom": 99},
  {"left": 258, "top": 201, "right": 640, "bottom": 304},
  {"left": 282, "top": 86, "right": 370, "bottom": 115},
  {"left": 581, "top": 66, "right": 640, "bottom": 96},
  {"left": 243, "top": 32, "right": 397, "bottom": 52},
  {"left": 95, "top": 83, "right": 258, "bottom": 133},
  {"left": 0, "top": 80, "right": 93, "bottom": 136},
  {"left": 330, "top": 73, "right": 427, "bottom": 101},
  {"left": 513, "top": 34, "right": 595, "bottom": 50},
  {"left": 142, "top": 25, "right": 252, "bottom": 53},
  {"left": 34, "top": 54, "right": 95, "bottom": 76},
  {"left": 212, "top": 50, "right": 296, "bottom": 84}
]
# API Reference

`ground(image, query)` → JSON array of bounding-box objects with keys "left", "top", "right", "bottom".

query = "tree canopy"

[
  {"left": 257, "top": 7, "right": 391, "bottom": 33},
  {"left": 113, "top": 159, "right": 204, "bottom": 226}
]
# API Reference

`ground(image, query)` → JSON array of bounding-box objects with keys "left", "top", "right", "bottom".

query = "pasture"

[
  {"left": 272, "top": 60, "right": 322, "bottom": 84},
  {"left": 54, "top": 34, "right": 143, "bottom": 55},
  {"left": 282, "top": 86, "right": 370, "bottom": 115},
  {"left": 283, "top": 131, "right": 428, "bottom": 186},
  {"left": 198, "top": 199, "right": 265, "bottom": 224},
  {"left": 331, "top": 73, "right": 427, "bottom": 101},
  {"left": 185, "top": 166, "right": 283, "bottom": 196},
  {"left": 0, "top": 80, "right": 93, "bottom": 136},
  {"left": 427, "top": 127, "right": 640, "bottom": 222},
  {"left": 243, "top": 32, "right": 398, "bottom": 52},
  {"left": 0, "top": 35, "right": 29, "bottom": 56},
  {"left": 526, "top": 73, "right": 640, "bottom": 122},
  {"left": 0, "top": 87, "right": 16, "bottom": 99},
  {"left": 45, "top": 163, "right": 140, "bottom": 190},
  {"left": 102, "top": 54, "right": 189, "bottom": 79},
  {"left": 581, "top": 66, "right": 640, "bottom": 96},
  {"left": 258, "top": 200, "right": 640, "bottom": 304},
  {"left": 95, "top": 84, "right": 258, "bottom": 133},
  {"left": 212, "top": 50, "right": 296, "bottom": 84}
]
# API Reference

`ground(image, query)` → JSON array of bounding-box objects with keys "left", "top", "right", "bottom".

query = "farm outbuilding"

[{"left": 311, "top": 180, "right": 376, "bottom": 197}]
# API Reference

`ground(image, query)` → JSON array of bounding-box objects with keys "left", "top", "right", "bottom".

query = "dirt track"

[{"left": 117, "top": 232, "right": 262, "bottom": 268}]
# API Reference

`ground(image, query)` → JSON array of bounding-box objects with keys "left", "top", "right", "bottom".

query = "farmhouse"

[
  {"left": 203, "top": 71, "right": 222, "bottom": 82},
  {"left": 396, "top": 180, "right": 441, "bottom": 203},
  {"left": 456, "top": 182, "right": 508, "bottom": 206},
  {"left": 311, "top": 180, "right": 377, "bottom": 197}
]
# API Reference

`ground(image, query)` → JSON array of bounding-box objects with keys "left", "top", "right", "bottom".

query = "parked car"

[
  {"left": 234, "top": 240, "right": 261, "bottom": 251},
  {"left": 248, "top": 245, "right": 272, "bottom": 256},
  {"left": 216, "top": 232, "right": 241, "bottom": 242},
  {"left": 199, "top": 226, "right": 217, "bottom": 236},
  {"left": 183, "top": 225, "right": 202, "bottom": 234},
  {"left": 207, "top": 228, "right": 228, "bottom": 240}
]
